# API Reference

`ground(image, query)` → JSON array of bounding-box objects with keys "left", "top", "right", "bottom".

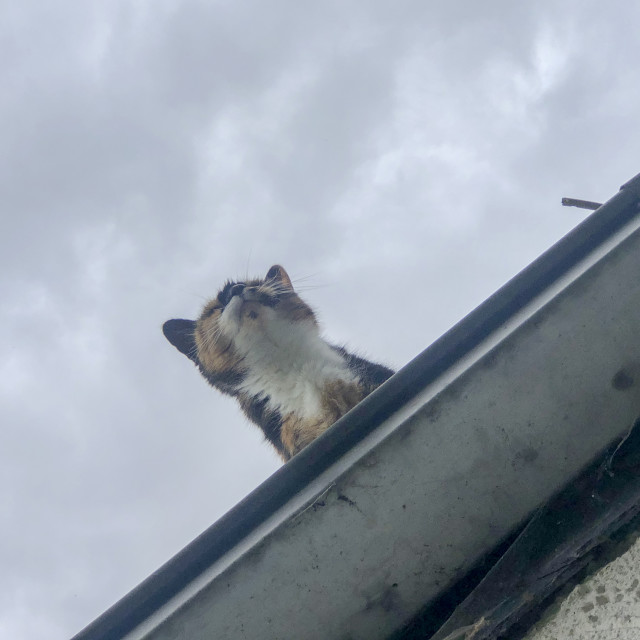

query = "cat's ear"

[
  {"left": 163, "top": 319, "right": 198, "bottom": 363},
  {"left": 266, "top": 264, "right": 293, "bottom": 290}
]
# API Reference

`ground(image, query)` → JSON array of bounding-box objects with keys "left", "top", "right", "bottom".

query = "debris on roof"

[{"left": 561, "top": 197, "right": 603, "bottom": 211}]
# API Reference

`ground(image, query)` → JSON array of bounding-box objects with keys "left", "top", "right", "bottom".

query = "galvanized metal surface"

[{"left": 73, "top": 174, "right": 640, "bottom": 640}]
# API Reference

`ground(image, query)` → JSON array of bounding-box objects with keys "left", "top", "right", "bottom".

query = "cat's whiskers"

[
  {"left": 207, "top": 324, "right": 226, "bottom": 347},
  {"left": 187, "top": 345, "right": 199, "bottom": 360},
  {"left": 291, "top": 273, "right": 319, "bottom": 284},
  {"left": 201, "top": 321, "right": 224, "bottom": 351},
  {"left": 289, "top": 284, "right": 325, "bottom": 292}
]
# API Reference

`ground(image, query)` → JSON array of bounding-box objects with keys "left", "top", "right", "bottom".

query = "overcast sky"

[{"left": 2, "top": 1, "right": 640, "bottom": 637}]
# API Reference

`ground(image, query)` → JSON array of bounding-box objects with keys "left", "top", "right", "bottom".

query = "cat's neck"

[{"left": 236, "top": 321, "right": 354, "bottom": 419}]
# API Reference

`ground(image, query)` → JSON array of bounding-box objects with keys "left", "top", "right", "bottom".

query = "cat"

[{"left": 163, "top": 265, "right": 394, "bottom": 461}]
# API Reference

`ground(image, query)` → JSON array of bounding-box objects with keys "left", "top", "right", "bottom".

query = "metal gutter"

[{"left": 72, "top": 173, "right": 640, "bottom": 640}]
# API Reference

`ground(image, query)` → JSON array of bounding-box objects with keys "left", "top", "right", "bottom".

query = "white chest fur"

[{"left": 232, "top": 315, "right": 356, "bottom": 418}]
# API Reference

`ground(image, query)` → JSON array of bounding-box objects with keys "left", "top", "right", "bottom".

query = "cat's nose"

[{"left": 230, "top": 283, "right": 246, "bottom": 298}]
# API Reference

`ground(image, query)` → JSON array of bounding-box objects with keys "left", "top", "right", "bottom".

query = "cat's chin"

[
  {"left": 218, "top": 297, "right": 242, "bottom": 336},
  {"left": 220, "top": 297, "right": 271, "bottom": 338}
]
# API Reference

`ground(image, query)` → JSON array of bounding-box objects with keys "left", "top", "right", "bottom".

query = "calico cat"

[{"left": 163, "top": 265, "right": 394, "bottom": 461}]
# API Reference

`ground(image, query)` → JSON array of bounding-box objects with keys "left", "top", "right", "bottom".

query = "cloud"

[{"left": 2, "top": 1, "right": 640, "bottom": 637}]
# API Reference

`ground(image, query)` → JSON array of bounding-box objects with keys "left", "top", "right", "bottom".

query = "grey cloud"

[{"left": 2, "top": 1, "right": 640, "bottom": 638}]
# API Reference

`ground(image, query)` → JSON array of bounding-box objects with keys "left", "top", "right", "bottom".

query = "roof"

[{"left": 72, "top": 172, "right": 640, "bottom": 640}]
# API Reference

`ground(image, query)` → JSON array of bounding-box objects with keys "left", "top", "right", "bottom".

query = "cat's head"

[{"left": 163, "top": 265, "right": 317, "bottom": 371}]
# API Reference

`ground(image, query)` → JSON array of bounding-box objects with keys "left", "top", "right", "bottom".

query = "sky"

[{"left": 2, "top": 1, "right": 640, "bottom": 637}]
